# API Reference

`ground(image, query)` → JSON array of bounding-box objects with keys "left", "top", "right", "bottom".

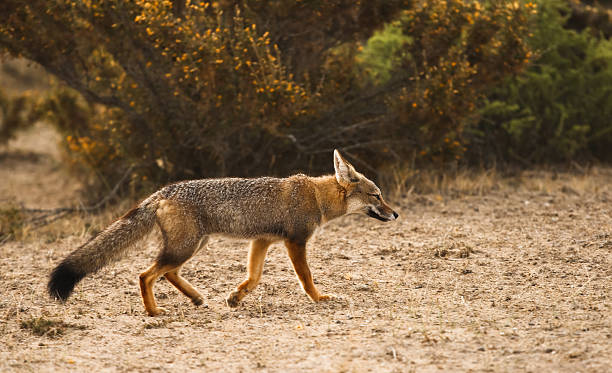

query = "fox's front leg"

[
  {"left": 226, "top": 239, "right": 271, "bottom": 308},
  {"left": 284, "top": 239, "right": 332, "bottom": 302}
]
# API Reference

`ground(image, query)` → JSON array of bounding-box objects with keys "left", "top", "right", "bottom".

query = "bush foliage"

[
  {"left": 468, "top": 0, "right": 612, "bottom": 165},
  {"left": 0, "top": 89, "right": 38, "bottom": 144},
  {"left": 2, "top": 1, "right": 534, "bottom": 196}
]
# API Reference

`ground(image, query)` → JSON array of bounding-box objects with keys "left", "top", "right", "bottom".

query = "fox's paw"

[
  {"left": 191, "top": 296, "right": 204, "bottom": 306},
  {"left": 226, "top": 291, "right": 243, "bottom": 308},
  {"left": 316, "top": 294, "right": 334, "bottom": 302},
  {"left": 146, "top": 307, "right": 167, "bottom": 317}
]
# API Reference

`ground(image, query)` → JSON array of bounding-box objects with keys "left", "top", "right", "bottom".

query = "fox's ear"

[{"left": 333, "top": 149, "right": 359, "bottom": 185}]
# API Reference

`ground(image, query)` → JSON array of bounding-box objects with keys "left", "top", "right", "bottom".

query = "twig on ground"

[{"left": 18, "top": 165, "right": 134, "bottom": 229}]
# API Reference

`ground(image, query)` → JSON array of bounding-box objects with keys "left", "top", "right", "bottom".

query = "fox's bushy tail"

[{"left": 48, "top": 195, "right": 160, "bottom": 301}]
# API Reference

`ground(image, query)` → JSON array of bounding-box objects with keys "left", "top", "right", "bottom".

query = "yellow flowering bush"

[
  {"left": 1, "top": 0, "right": 320, "bottom": 191},
  {"left": 0, "top": 0, "right": 533, "bottom": 196}
]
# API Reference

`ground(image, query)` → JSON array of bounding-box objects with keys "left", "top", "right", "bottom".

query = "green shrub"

[
  {"left": 352, "top": 1, "right": 533, "bottom": 166},
  {"left": 359, "top": 18, "right": 412, "bottom": 85},
  {"left": 468, "top": 0, "right": 612, "bottom": 165}
]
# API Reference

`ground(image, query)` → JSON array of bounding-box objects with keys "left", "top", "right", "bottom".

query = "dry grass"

[{"left": 383, "top": 163, "right": 612, "bottom": 201}]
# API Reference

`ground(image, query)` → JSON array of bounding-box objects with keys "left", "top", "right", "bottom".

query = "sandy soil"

[{"left": 0, "top": 126, "right": 610, "bottom": 372}]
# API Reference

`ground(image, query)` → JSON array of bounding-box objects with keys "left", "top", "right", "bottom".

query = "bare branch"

[{"left": 19, "top": 165, "right": 135, "bottom": 228}]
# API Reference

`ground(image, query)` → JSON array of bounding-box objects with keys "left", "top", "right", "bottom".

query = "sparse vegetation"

[
  {"left": 20, "top": 316, "right": 86, "bottom": 338},
  {"left": 0, "top": 203, "right": 26, "bottom": 242}
]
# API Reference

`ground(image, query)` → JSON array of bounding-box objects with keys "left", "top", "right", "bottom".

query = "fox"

[{"left": 48, "top": 150, "right": 398, "bottom": 316}]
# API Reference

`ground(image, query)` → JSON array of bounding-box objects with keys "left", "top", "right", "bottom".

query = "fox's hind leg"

[
  {"left": 226, "top": 239, "right": 272, "bottom": 308},
  {"left": 141, "top": 238, "right": 205, "bottom": 316},
  {"left": 164, "top": 236, "right": 209, "bottom": 306},
  {"left": 139, "top": 262, "right": 175, "bottom": 316},
  {"left": 164, "top": 269, "right": 204, "bottom": 306},
  {"left": 139, "top": 200, "right": 206, "bottom": 316}
]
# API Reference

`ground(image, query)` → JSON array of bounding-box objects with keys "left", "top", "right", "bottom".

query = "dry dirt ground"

[{"left": 0, "top": 125, "right": 611, "bottom": 372}]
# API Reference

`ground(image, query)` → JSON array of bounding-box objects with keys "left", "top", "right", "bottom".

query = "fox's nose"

[{"left": 393, "top": 211, "right": 399, "bottom": 219}]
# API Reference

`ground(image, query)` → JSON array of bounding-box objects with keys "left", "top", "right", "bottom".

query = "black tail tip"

[{"left": 48, "top": 261, "right": 85, "bottom": 302}]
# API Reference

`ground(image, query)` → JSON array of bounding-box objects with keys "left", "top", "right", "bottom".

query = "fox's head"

[{"left": 333, "top": 149, "right": 399, "bottom": 222}]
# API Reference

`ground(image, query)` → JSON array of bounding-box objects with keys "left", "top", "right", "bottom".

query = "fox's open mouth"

[{"left": 367, "top": 208, "right": 390, "bottom": 222}]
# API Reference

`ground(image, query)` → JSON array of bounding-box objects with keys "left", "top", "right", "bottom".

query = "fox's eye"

[{"left": 369, "top": 193, "right": 381, "bottom": 201}]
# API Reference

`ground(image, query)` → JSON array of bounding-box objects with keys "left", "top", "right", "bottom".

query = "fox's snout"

[{"left": 366, "top": 205, "right": 398, "bottom": 222}]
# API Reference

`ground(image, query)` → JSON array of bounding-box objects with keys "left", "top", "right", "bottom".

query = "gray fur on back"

[{"left": 158, "top": 176, "right": 320, "bottom": 241}]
